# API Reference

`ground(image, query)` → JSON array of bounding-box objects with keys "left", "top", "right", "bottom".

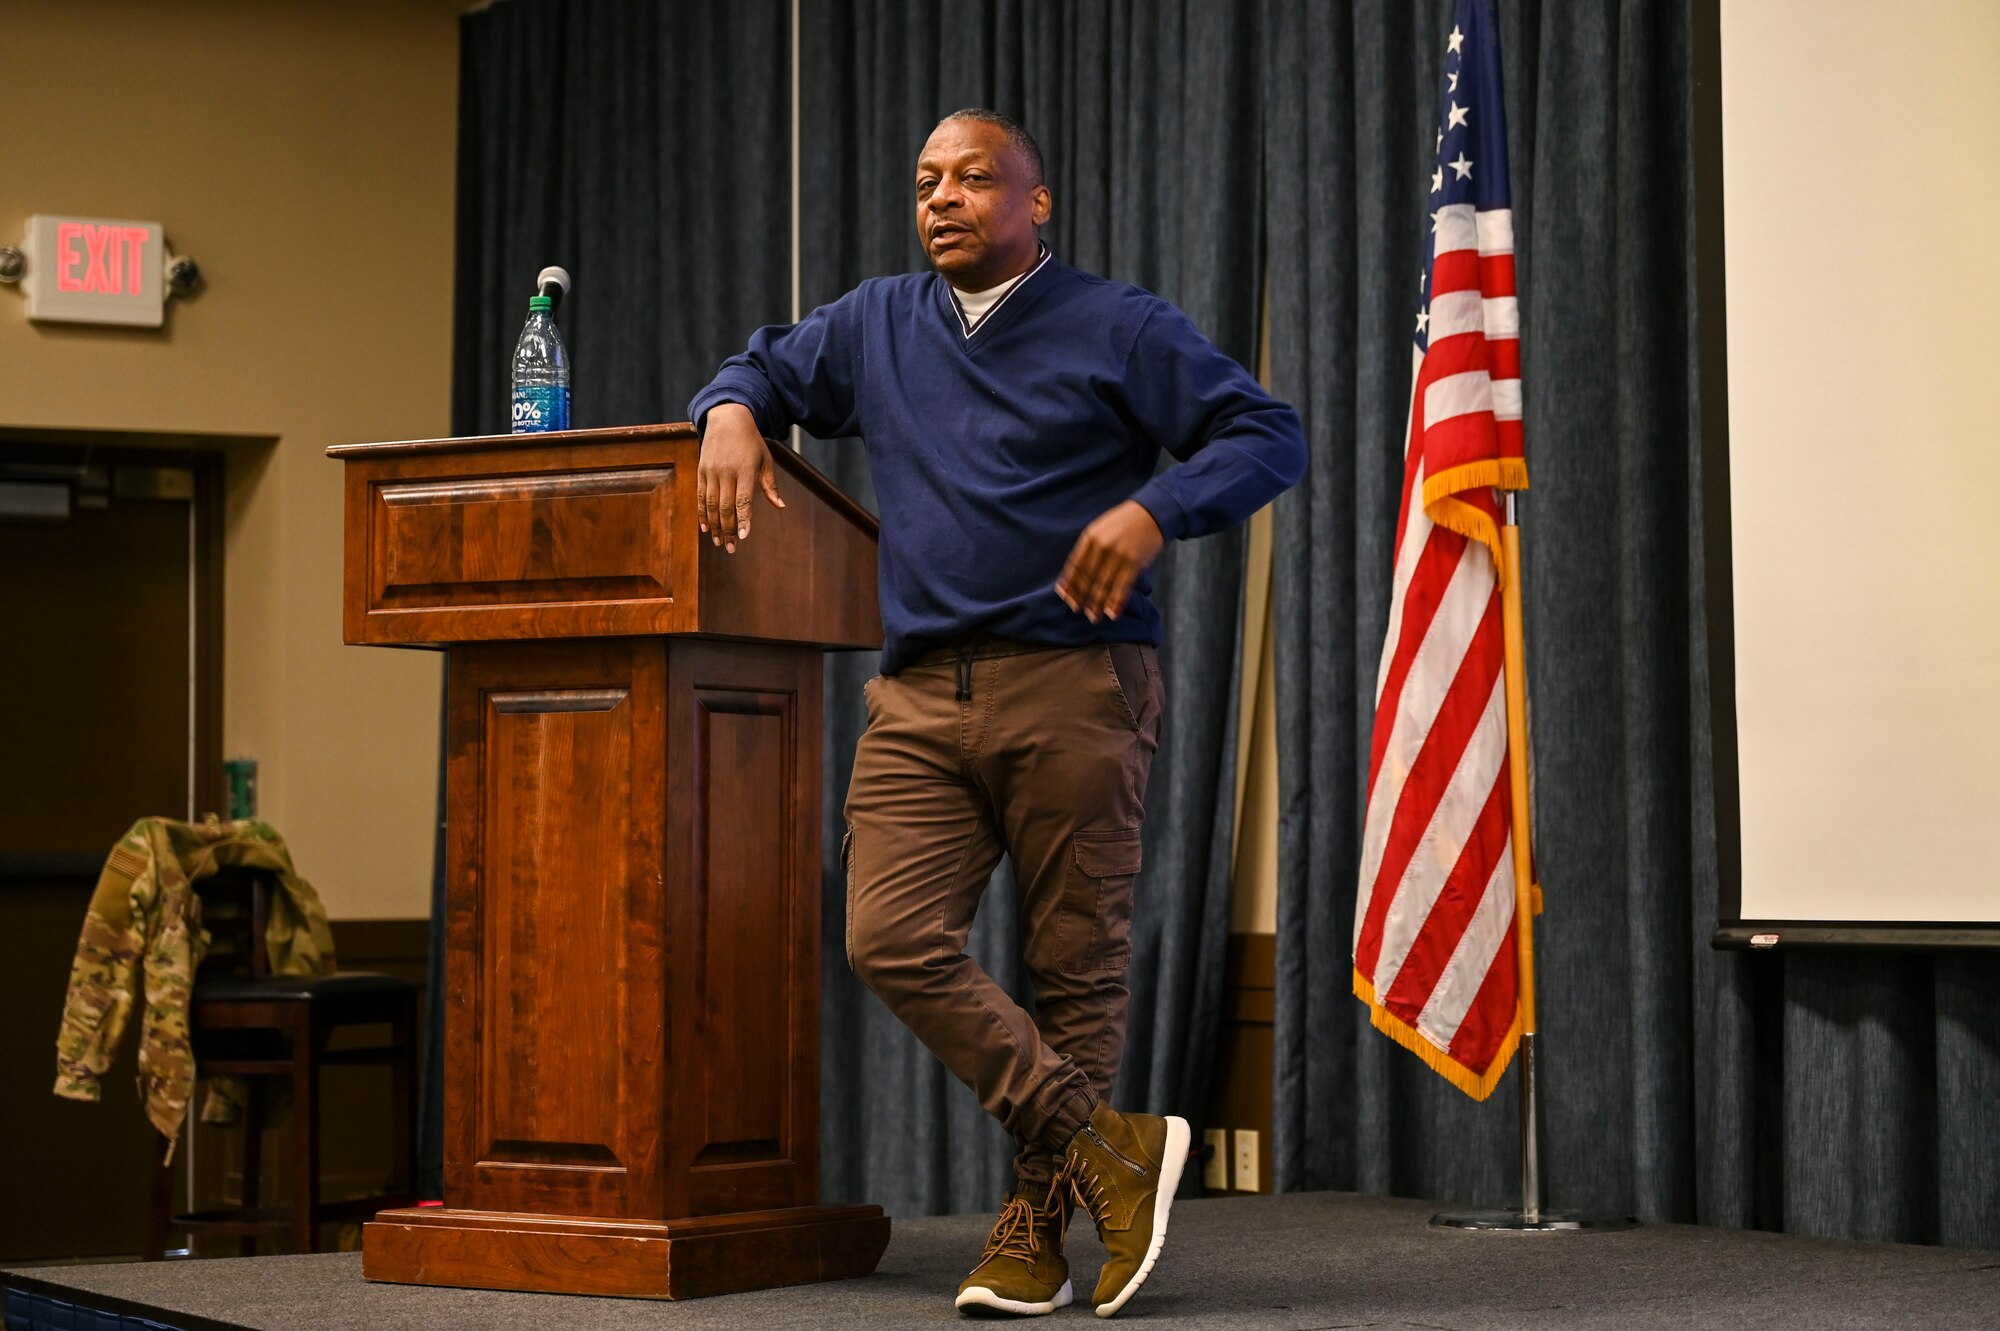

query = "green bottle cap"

[{"left": 529, "top": 295, "right": 553, "bottom": 312}]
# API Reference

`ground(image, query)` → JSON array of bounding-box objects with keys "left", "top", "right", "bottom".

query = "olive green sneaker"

[
  {"left": 1055, "top": 1104, "right": 1191, "bottom": 1318},
  {"left": 954, "top": 1187, "right": 1074, "bottom": 1316}
]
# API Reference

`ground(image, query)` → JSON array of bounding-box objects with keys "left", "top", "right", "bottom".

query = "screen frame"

[{"left": 1694, "top": 0, "right": 2000, "bottom": 953}]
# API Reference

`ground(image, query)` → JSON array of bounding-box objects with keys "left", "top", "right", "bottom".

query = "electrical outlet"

[
  {"left": 1233, "top": 1128, "right": 1261, "bottom": 1192},
  {"left": 1202, "top": 1128, "right": 1228, "bottom": 1190}
]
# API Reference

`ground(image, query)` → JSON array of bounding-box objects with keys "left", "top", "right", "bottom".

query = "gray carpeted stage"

[{"left": 9, "top": 1191, "right": 2000, "bottom": 1330}]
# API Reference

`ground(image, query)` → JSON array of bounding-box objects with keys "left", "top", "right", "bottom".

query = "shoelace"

[
  {"left": 981, "top": 1194, "right": 1043, "bottom": 1263},
  {"left": 1052, "top": 1154, "right": 1110, "bottom": 1231}
]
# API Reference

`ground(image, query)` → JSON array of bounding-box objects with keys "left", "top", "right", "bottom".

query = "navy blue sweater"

[{"left": 689, "top": 255, "right": 1307, "bottom": 673}]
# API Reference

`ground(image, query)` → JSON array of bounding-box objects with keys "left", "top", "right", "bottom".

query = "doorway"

[{"left": 0, "top": 436, "right": 225, "bottom": 1261}]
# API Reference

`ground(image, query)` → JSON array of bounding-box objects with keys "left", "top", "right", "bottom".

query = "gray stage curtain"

[
  {"left": 800, "top": 0, "right": 1262, "bottom": 1218},
  {"left": 452, "top": 0, "right": 791, "bottom": 436},
  {"left": 1264, "top": 0, "right": 2000, "bottom": 1250}
]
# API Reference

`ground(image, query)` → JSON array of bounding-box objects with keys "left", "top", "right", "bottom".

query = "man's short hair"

[{"left": 937, "top": 108, "right": 1045, "bottom": 188}]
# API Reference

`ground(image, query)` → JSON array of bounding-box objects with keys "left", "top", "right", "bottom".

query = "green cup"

[{"left": 224, "top": 757, "right": 258, "bottom": 820}]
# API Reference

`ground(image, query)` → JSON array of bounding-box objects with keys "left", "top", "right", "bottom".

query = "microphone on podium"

[{"left": 537, "top": 265, "right": 571, "bottom": 315}]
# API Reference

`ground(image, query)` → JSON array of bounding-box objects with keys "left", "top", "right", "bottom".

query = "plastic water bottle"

[{"left": 511, "top": 289, "right": 570, "bottom": 433}]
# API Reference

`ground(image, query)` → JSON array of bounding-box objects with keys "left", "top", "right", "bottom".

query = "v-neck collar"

[{"left": 938, "top": 246, "right": 1056, "bottom": 349}]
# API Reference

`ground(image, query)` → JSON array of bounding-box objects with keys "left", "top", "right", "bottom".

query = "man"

[{"left": 690, "top": 108, "right": 1305, "bottom": 1319}]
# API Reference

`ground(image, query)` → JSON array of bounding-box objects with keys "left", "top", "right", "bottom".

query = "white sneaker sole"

[
  {"left": 1093, "top": 1114, "right": 1191, "bottom": 1318},
  {"left": 955, "top": 1277, "right": 1074, "bottom": 1317}
]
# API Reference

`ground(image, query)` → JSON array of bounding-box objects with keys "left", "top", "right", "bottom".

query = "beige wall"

[
  {"left": 1231, "top": 507, "right": 1280, "bottom": 934},
  {"left": 1, "top": 1, "right": 461, "bottom": 919},
  {"left": 1230, "top": 290, "right": 1280, "bottom": 936}
]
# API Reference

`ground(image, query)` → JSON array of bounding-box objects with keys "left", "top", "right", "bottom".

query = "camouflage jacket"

[{"left": 53, "top": 817, "right": 336, "bottom": 1154}]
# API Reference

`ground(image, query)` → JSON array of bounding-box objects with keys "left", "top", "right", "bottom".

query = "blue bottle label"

[{"left": 512, "top": 384, "right": 570, "bottom": 432}]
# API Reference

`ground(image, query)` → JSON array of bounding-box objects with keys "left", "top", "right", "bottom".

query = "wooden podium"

[{"left": 328, "top": 424, "right": 889, "bottom": 1299}]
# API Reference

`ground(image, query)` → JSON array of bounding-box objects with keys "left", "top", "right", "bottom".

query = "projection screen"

[{"left": 1703, "top": 0, "right": 2000, "bottom": 942}]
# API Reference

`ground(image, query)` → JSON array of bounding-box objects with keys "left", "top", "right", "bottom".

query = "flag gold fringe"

[
  {"left": 1353, "top": 968, "right": 1521, "bottom": 1102},
  {"left": 1421, "top": 458, "right": 1530, "bottom": 569}
]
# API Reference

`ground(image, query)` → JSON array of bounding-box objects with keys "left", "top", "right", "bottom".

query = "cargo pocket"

[
  {"left": 1058, "top": 827, "right": 1141, "bottom": 973},
  {"left": 841, "top": 828, "right": 857, "bottom": 970}
]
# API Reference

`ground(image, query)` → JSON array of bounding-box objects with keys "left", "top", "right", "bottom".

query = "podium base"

[
  {"left": 362, "top": 1203, "right": 891, "bottom": 1300},
  {"left": 1431, "top": 1208, "right": 1639, "bottom": 1232}
]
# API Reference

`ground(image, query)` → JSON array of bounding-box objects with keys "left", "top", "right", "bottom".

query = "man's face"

[{"left": 915, "top": 120, "right": 1051, "bottom": 289}]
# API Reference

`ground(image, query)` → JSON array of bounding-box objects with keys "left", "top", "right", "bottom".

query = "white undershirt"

[{"left": 949, "top": 245, "right": 1051, "bottom": 337}]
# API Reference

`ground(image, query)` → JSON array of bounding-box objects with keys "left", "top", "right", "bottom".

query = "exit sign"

[{"left": 22, "top": 214, "right": 165, "bottom": 326}]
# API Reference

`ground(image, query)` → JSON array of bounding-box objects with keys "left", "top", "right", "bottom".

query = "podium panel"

[
  {"left": 666, "top": 640, "right": 821, "bottom": 1217},
  {"left": 449, "top": 640, "right": 668, "bottom": 1220},
  {"left": 376, "top": 465, "right": 679, "bottom": 610}
]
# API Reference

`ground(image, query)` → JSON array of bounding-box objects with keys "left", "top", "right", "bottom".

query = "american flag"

[{"left": 1351, "top": 0, "right": 1528, "bottom": 1100}]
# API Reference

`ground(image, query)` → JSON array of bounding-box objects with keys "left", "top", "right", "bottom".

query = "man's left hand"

[{"left": 1056, "top": 501, "right": 1166, "bottom": 623}]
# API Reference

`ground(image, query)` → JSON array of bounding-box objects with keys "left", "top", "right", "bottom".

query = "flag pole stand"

[{"left": 1431, "top": 493, "right": 1636, "bottom": 1235}]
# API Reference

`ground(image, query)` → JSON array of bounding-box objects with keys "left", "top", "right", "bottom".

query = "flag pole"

[
  {"left": 1499, "top": 491, "right": 1543, "bottom": 1225},
  {"left": 1431, "top": 493, "right": 1635, "bottom": 1233}
]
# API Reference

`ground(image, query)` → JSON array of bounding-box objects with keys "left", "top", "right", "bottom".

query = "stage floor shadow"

[{"left": 8, "top": 1190, "right": 1999, "bottom": 1330}]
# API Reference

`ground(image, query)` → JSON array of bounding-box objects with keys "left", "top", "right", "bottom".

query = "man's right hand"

[{"left": 696, "top": 403, "right": 786, "bottom": 553}]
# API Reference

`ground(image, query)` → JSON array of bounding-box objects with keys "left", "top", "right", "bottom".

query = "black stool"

[{"left": 145, "top": 869, "right": 419, "bottom": 1257}]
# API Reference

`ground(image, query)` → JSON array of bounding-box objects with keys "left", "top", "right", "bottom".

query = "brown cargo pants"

[{"left": 842, "top": 638, "right": 1163, "bottom": 1188}]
